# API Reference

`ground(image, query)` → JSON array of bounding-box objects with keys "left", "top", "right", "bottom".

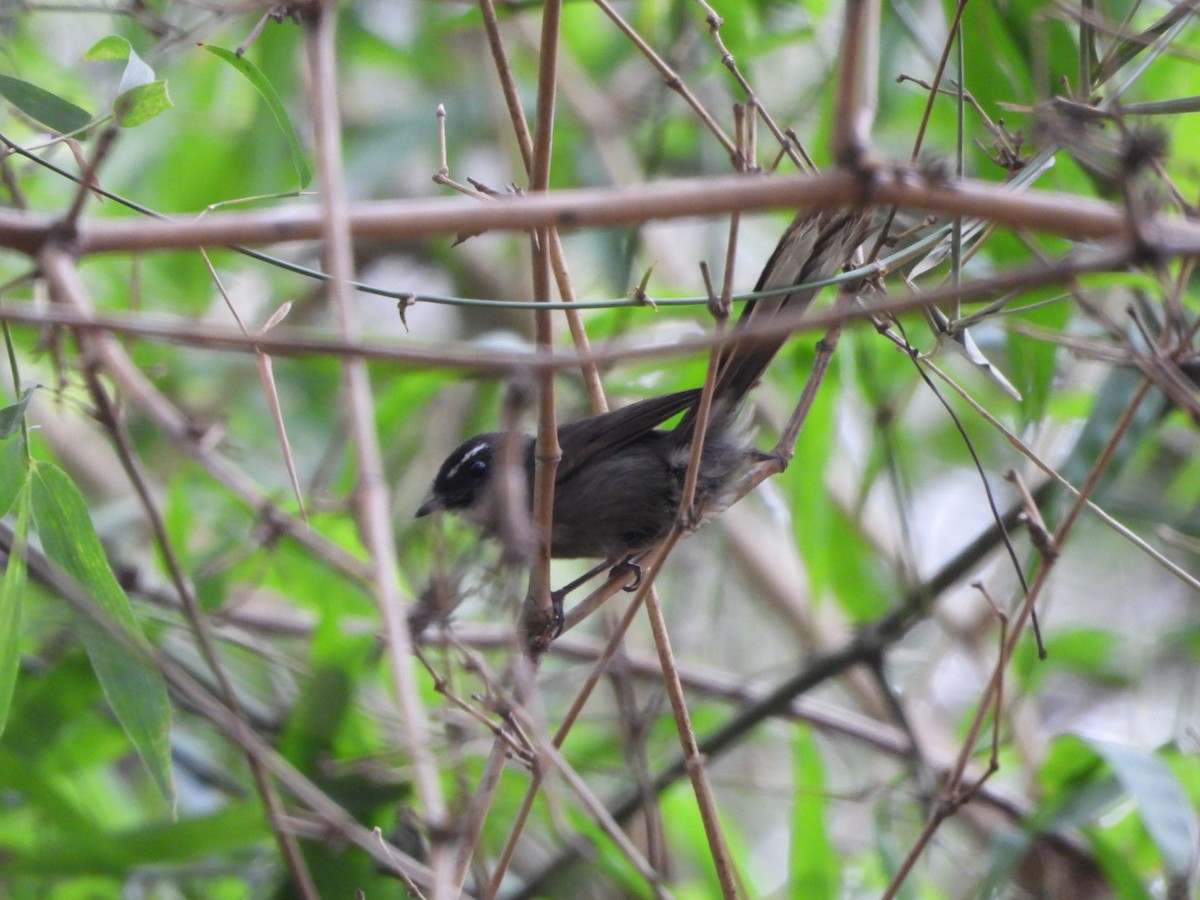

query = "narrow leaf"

[
  {"left": 255, "top": 352, "right": 307, "bottom": 522},
  {"left": 791, "top": 729, "right": 840, "bottom": 895},
  {"left": 944, "top": 327, "right": 1022, "bottom": 401},
  {"left": 0, "top": 436, "right": 27, "bottom": 515},
  {"left": 200, "top": 44, "right": 313, "bottom": 188},
  {"left": 29, "top": 462, "right": 175, "bottom": 806},
  {"left": 0, "top": 74, "right": 91, "bottom": 135},
  {"left": 0, "top": 387, "right": 34, "bottom": 440},
  {"left": 0, "top": 483, "right": 30, "bottom": 736},
  {"left": 262, "top": 301, "right": 293, "bottom": 332}
]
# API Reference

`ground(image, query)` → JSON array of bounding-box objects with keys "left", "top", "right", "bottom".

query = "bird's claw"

[{"left": 612, "top": 558, "right": 643, "bottom": 593}]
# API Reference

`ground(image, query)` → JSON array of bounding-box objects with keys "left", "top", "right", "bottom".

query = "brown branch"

[
  {"left": 40, "top": 246, "right": 320, "bottom": 899},
  {"left": 19, "top": 164, "right": 1187, "bottom": 256},
  {"left": 522, "top": 0, "right": 566, "bottom": 637},
  {"left": 302, "top": 7, "right": 451, "bottom": 890},
  {"left": 0, "top": 516, "right": 441, "bottom": 893},
  {"left": 0, "top": 235, "right": 1146, "bottom": 379}
]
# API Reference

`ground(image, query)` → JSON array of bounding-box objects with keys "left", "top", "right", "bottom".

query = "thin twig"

[
  {"left": 591, "top": 0, "right": 738, "bottom": 162},
  {"left": 0, "top": 235, "right": 1144, "bottom": 383},
  {"left": 521, "top": 0, "right": 566, "bottom": 635},
  {"left": 510, "top": 485, "right": 1042, "bottom": 895},
  {"left": 881, "top": 582, "right": 1010, "bottom": 900},
  {"left": 302, "top": 9, "right": 451, "bottom": 894},
  {"left": 942, "top": 378, "right": 1155, "bottom": 795},
  {"left": 41, "top": 246, "right": 320, "bottom": 899},
  {"left": 0, "top": 517, "right": 442, "bottom": 891}
]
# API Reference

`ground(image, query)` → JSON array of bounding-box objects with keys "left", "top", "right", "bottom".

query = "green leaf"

[
  {"left": 201, "top": 45, "right": 313, "bottom": 188},
  {"left": 987, "top": 759, "right": 1128, "bottom": 897},
  {"left": 83, "top": 36, "right": 169, "bottom": 127},
  {"left": 112, "top": 80, "right": 172, "bottom": 127},
  {"left": 0, "top": 435, "right": 28, "bottom": 515},
  {"left": 981, "top": 827, "right": 1035, "bottom": 899},
  {"left": 787, "top": 349, "right": 838, "bottom": 599},
  {"left": 1085, "top": 829, "right": 1156, "bottom": 900},
  {"left": 1006, "top": 283, "right": 1070, "bottom": 427},
  {"left": 1039, "top": 734, "right": 1104, "bottom": 792},
  {"left": 872, "top": 799, "right": 917, "bottom": 900},
  {"left": 0, "top": 756, "right": 267, "bottom": 875},
  {"left": 1056, "top": 367, "right": 1165, "bottom": 504},
  {"left": 29, "top": 462, "right": 175, "bottom": 806},
  {"left": 82, "top": 35, "right": 155, "bottom": 94},
  {"left": 1013, "top": 628, "right": 1128, "bottom": 689},
  {"left": 790, "top": 729, "right": 839, "bottom": 896},
  {"left": 0, "top": 74, "right": 91, "bottom": 134},
  {"left": 0, "top": 482, "right": 30, "bottom": 737},
  {"left": 1085, "top": 737, "right": 1199, "bottom": 877},
  {"left": 0, "top": 387, "right": 33, "bottom": 440},
  {"left": 82, "top": 35, "right": 137, "bottom": 61}
]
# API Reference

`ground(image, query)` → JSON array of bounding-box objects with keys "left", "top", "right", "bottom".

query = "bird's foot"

[{"left": 611, "top": 557, "right": 643, "bottom": 593}]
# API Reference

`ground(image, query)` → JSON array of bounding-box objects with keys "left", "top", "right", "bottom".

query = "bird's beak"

[{"left": 415, "top": 497, "right": 441, "bottom": 518}]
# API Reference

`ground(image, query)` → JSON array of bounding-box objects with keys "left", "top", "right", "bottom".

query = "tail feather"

[
  {"left": 676, "top": 208, "right": 867, "bottom": 439},
  {"left": 718, "top": 209, "right": 867, "bottom": 403}
]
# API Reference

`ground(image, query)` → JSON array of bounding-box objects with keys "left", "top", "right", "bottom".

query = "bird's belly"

[{"left": 548, "top": 448, "right": 679, "bottom": 559}]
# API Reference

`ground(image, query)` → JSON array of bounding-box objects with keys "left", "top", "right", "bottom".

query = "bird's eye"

[{"left": 468, "top": 459, "right": 487, "bottom": 476}]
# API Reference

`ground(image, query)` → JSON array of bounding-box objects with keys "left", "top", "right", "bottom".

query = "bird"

[{"left": 416, "top": 208, "right": 867, "bottom": 616}]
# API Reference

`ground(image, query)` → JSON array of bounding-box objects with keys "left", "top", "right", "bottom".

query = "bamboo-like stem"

[
  {"left": 523, "top": 0, "right": 566, "bottom": 630},
  {"left": 0, "top": 235, "right": 1138, "bottom": 377},
  {"left": 40, "top": 247, "right": 320, "bottom": 900},
  {"left": 303, "top": 8, "right": 450, "bottom": 896},
  {"left": 26, "top": 164, "right": 1180, "bottom": 257}
]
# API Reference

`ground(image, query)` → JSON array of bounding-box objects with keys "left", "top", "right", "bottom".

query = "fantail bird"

[{"left": 416, "top": 208, "right": 867, "bottom": 589}]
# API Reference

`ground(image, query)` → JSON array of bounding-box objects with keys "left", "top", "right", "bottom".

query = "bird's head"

[{"left": 416, "top": 434, "right": 498, "bottom": 518}]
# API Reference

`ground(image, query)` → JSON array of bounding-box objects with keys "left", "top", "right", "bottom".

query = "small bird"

[{"left": 417, "top": 209, "right": 866, "bottom": 603}]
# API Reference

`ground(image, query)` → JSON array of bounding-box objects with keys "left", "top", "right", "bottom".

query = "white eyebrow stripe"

[{"left": 445, "top": 441, "right": 488, "bottom": 480}]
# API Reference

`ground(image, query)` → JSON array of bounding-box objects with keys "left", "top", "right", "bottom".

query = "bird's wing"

[{"left": 555, "top": 388, "right": 702, "bottom": 483}]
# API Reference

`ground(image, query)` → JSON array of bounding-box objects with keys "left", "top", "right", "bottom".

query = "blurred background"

[{"left": 0, "top": 0, "right": 1198, "bottom": 897}]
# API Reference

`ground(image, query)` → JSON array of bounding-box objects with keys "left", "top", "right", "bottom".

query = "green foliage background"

[{"left": 0, "top": 0, "right": 1198, "bottom": 898}]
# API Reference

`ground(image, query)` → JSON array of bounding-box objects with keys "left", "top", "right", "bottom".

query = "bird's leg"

[
  {"left": 547, "top": 554, "right": 647, "bottom": 636},
  {"left": 548, "top": 558, "right": 614, "bottom": 636},
  {"left": 552, "top": 559, "right": 613, "bottom": 603}
]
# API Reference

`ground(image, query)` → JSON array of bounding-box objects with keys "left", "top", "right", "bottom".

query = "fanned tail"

[{"left": 675, "top": 208, "right": 868, "bottom": 440}]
